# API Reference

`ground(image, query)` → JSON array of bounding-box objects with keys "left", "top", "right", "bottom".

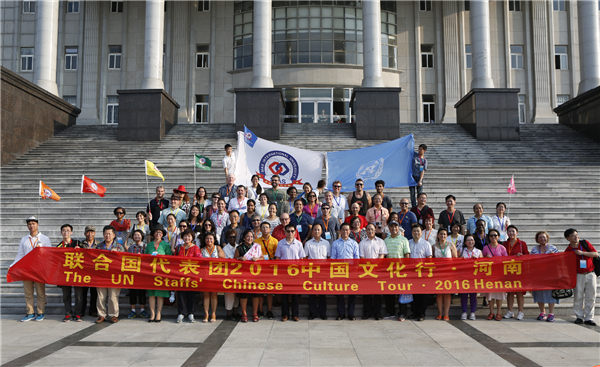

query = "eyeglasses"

[
  {"left": 355, "top": 183, "right": 363, "bottom": 186},
  {"left": 252, "top": 219, "right": 261, "bottom": 222},
  {"left": 322, "top": 207, "right": 330, "bottom": 210},
  {"left": 179, "top": 225, "right": 187, "bottom": 228},
  {"left": 489, "top": 234, "right": 498, "bottom": 237},
  {"left": 399, "top": 202, "right": 409, "bottom": 206},
  {"left": 333, "top": 185, "right": 341, "bottom": 188},
  {"left": 285, "top": 230, "right": 295, "bottom": 233},
  {"left": 116, "top": 212, "right": 124, "bottom": 215}
]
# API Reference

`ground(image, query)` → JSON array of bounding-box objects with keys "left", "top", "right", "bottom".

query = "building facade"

[{"left": 1, "top": 0, "right": 597, "bottom": 125}]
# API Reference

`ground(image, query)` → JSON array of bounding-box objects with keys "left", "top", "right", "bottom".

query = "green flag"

[{"left": 194, "top": 154, "right": 212, "bottom": 170}]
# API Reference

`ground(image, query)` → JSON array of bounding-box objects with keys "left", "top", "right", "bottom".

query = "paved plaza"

[{"left": 1, "top": 314, "right": 598, "bottom": 367}]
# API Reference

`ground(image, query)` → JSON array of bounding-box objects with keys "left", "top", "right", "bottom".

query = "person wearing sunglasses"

[
  {"left": 330, "top": 180, "right": 349, "bottom": 219},
  {"left": 347, "top": 178, "right": 371, "bottom": 217},
  {"left": 289, "top": 199, "right": 314, "bottom": 242},
  {"left": 275, "top": 225, "right": 306, "bottom": 321},
  {"left": 110, "top": 207, "right": 131, "bottom": 246},
  {"left": 482, "top": 229, "right": 508, "bottom": 321}
]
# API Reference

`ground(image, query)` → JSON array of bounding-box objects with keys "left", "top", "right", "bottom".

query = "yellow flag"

[{"left": 145, "top": 160, "right": 165, "bottom": 181}]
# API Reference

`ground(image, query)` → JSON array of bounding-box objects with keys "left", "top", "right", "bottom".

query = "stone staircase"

[{"left": 1, "top": 122, "right": 599, "bottom": 316}]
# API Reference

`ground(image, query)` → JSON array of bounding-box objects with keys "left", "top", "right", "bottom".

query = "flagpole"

[
  {"left": 145, "top": 173, "right": 150, "bottom": 207},
  {"left": 37, "top": 179, "right": 41, "bottom": 221},
  {"left": 193, "top": 154, "right": 197, "bottom": 192},
  {"left": 507, "top": 174, "right": 514, "bottom": 216}
]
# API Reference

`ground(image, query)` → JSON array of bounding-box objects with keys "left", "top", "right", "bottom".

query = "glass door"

[{"left": 300, "top": 102, "right": 315, "bottom": 123}]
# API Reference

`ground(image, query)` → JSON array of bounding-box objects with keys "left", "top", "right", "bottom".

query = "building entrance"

[{"left": 284, "top": 87, "right": 353, "bottom": 123}]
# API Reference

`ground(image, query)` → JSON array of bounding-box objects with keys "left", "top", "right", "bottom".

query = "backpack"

[{"left": 580, "top": 240, "right": 600, "bottom": 277}]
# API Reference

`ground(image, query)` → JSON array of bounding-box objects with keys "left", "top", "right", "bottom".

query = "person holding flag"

[{"left": 12, "top": 216, "right": 52, "bottom": 322}]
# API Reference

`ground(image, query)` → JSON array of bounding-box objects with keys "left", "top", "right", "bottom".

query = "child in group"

[{"left": 460, "top": 234, "right": 482, "bottom": 320}]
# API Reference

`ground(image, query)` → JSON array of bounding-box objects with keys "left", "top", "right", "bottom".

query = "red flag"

[
  {"left": 81, "top": 175, "right": 106, "bottom": 197},
  {"left": 507, "top": 175, "right": 517, "bottom": 194}
]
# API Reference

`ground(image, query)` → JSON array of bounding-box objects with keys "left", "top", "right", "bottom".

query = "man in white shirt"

[
  {"left": 223, "top": 144, "right": 236, "bottom": 178},
  {"left": 359, "top": 224, "right": 388, "bottom": 320},
  {"left": 330, "top": 180, "right": 349, "bottom": 219},
  {"left": 13, "top": 216, "right": 52, "bottom": 322},
  {"left": 228, "top": 185, "right": 248, "bottom": 215},
  {"left": 275, "top": 225, "right": 306, "bottom": 321}
]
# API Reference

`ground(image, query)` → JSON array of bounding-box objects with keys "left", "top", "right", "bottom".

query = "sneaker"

[
  {"left": 266, "top": 310, "right": 274, "bottom": 320},
  {"left": 63, "top": 314, "right": 71, "bottom": 322},
  {"left": 188, "top": 314, "right": 195, "bottom": 323},
  {"left": 584, "top": 320, "right": 597, "bottom": 326},
  {"left": 139, "top": 310, "right": 148, "bottom": 318},
  {"left": 74, "top": 315, "right": 82, "bottom": 322},
  {"left": 34, "top": 314, "right": 45, "bottom": 321},
  {"left": 460, "top": 312, "right": 467, "bottom": 320},
  {"left": 574, "top": 318, "right": 583, "bottom": 324},
  {"left": 469, "top": 313, "right": 476, "bottom": 320},
  {"left": 537, "top": 312, "right": 546, "bottom": 321},
  {"left": 516, "top": 311, "right": 524, "bottom": 320},
  {"left": 127, "top": 310, "right": 137, "bottom": 319},
  {"left": 546, "top": 314, "right": 555, "bottom": 322},
  {"left": 504, "top": 310, "right": 514, "bottom": 319},
  {"left": 21, "top": 314, "right": 35, "bottom": 322},
  {"left": 176, "top": 314, "right": 184, "bottom": 323}
]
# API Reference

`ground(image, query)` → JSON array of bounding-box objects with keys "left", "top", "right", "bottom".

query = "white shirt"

[
  {"left": 409, "top": 238, "right": 433, "bottom": 259},
  {"left": 305, "top": 238, "right": 331, "bottom": 259},
  {"left": 12, "top": 232, "right": 51, "bottom": 267},
  {"left": 255, "top": 204, "right": 269, "bottom": 219},
  {"left": 222, "top": 243, "right": 237, "bottom": 259},
  {"left": 223, "top": 152, "right": 236, "bottom": 172},
  {"left": 228, "top": 196, "right": 248, "bottom": 215},
  {"left": 491, "top": 215, "right": 511, "bottom": 242},
  {"left": 331, "top": 194, "right": 348, "bottom": 214},
  {"left": 359, "top": 237, "right": 388, "bottom": 259},
  {"left": 461, "top": 247, "right": 483, "bottom": 259},
  {"left": 275, "top": 238, "right": 306, "bottom": 260},
  {"left": 422, "top": 228, "right": 437, "bottom": 246}
]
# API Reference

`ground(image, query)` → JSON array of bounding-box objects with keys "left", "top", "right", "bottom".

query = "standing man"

[
  {"left": 220, "top": 210, "right": 243, "bottom": 245},
  {"left": 289, "top": 199, "right": 313, "bottom": 243},
  {"left": 80, "top": 226, "right": 97, "bottom": 317},
  {"left": 347, "top": 178, "right": 371, "bottom": 216},
  {"left": 264, "top": 175, "right": 286, "bottom": 215},
  {"left": 384, "top": 221, "right": 411, "bottom": 319},
  {"left": 157, "top": 195, "right": 187, "bottom": 228},
  {"left": 438, "top": 194, "right": 466, "bottom": 234},
  {"left": 398, "top": 198, "right": 418, "bottom": 240},
  {"left": 374, "top": 180, "right": 394, "bottom": 212},
  {"left": 320, "top": 191, "right": 343, "bottom": 225},
  {"left": 13, "top": 216, "right": 51, "bottom": 322},
  {"left": 564, "top": 228, "right": 598, "bottom": 326},
  {"left": 331, "top": 180, "right": 349, "bottom": 219},
  {"left": 275, "top": 225, "right": 306, "bottom": 321},
  {"left": 359, "top": 224, "right": 388, "bottom": 320},
  {"left": 272, "top": 213, "right": 301, "bottom": 242},
  {"left": 410, "top": 192, "right": 435, "bottom": 226},
  {"left": 255, "top": 222, "right": 279, "bottom": 319},
  {"left": 331, "top": 223, "right": 360, "bottom": 320},
  {"left": 466, "top": 203, "right": 494, "bottom": 235},
  {"left": 223, "top": 143, "right": 236, "bottom": 178},
  {"left": 147, "top": 185, "right": 169, "bottom": 229},
  {"left": 228, "top": 185, "right": 248, "bottom": 215},
  {"left": 56, "top": 224, "right": 82, "bottom": 322},
  {"left": 409, "top": 144, "right": 427, "bottom": 208},
  {"left": 313, "top": 203, "right": 340, "bottom": 245},
  {"left": 95, "top": 226, "right": 125, "bottom": 324},
  {"left": 218, "top": 174, "right": 238, "bottom": 205}
]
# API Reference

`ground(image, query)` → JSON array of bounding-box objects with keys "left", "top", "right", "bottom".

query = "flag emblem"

[
  {"left": 39, "top": 181, "right": 61, "bottom": 201},
  {"left": 194, "top": 154, "right": 212, "bottom": 170}
]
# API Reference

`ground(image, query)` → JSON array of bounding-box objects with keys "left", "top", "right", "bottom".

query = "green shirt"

[
  {"left": 144, "top": 240, "right": 172, "bottom": 256},
  {"left": 264, "top": 187, "right": 286, "bottom": 215},
  {"left": 384, "top": 235, "right": 410, "bottom": 258}
]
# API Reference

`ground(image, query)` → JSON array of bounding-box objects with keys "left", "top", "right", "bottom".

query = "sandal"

[
  {"left": 435, "top": 315, "right": 442, "bottom": 320},
  {"left": 253, "top": 314, "right": 259, "bottom": 322},
  {"left": 495, "top": 314, "right": 502, "bottom": 321},
  {"left": 487, "top": 313, "right": 495, "bottom": 320},
  {"left": 241, "top": 314, "right": 248, "bottom": 323},
  {"left": 443, "top": 316, "right": 450, "bottom": 321}
]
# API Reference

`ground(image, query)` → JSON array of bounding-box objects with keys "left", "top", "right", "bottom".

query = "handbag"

[
  {"left": 579, "top": 240, "right": 600, "bottom": 277},
  {"left": 551, "top": 289, "right": 573, "bottom": 299},
  {"left": 398, "top": 294, "right": 413, "bottom": 304}
]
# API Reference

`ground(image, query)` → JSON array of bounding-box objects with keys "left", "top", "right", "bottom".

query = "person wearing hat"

[
  {"left": 56, "top": 224, "right": 82, "bottom": 322},
  {"left": 157, "top": 194, "right": 187, "bottom": 228},
  {"left": 144, "top": 225, "right": 172, "bottom": 322},
  {"left": 12, "top": 216, "right": 52, "bottom": 322},
  {"left": 173, "top": 185, "right": 191, "bottom": 214},
  {"left": 384, "top": 220, "right": 411, "bottom": 320},
  {"left": 80, "top": 225, "right": 98, "bottom": 317}
]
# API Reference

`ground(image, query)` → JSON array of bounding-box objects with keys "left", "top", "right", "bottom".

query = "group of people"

[{"left": 11, "top": 143, "right": 598, "bottom": 326}]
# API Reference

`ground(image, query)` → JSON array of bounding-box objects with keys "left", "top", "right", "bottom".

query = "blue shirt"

[
  {"left": 289, "top": 212, "right": 314, "bottom": 241},
  {"left": 398, "top": 211, "right": 418, "bottom": 240},
  {"left": 466, "top": 215, "right": 493, "bottom": 235},
  {"left": 412, "top": 153, "right": 427, "bottom": 178},
  {"left": 331, "top": 237, "right": 360, "bottom": 259},
  {"left": 158, "top": 207, "right": 187, "bottom": 228}
]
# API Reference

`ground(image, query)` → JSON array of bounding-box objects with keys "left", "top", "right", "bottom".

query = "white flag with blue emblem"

[
  {"left": 326, "top": 134, "right": 417, "bottom": 191},
  {"left": 234, "top": 127, "right": 324, "bottom": 188}
]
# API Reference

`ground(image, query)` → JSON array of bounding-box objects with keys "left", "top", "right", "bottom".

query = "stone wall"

[{"left": 1, "top": 66, "right": 80, "bottom": 165}]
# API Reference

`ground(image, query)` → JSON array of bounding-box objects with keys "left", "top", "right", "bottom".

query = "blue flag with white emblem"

[
  {"left": 243, "top": 125, "right": 258, "bottom": 148},
  {"left": 326, "top": 134, "right": 417, "bottom": 191}
]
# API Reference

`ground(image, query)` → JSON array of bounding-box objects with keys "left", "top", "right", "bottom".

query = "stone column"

[
  {"left": 250, "top": 0, "right": 273, "bottom": 88},
  {"left": 469, "top": 0, "right": 494, "bottom": 88},
  {"left": 361, "top": 0, "right": 384, "bottom": 87},
  {"left": 33, "top": 0, "right": 59, "bottom": 95},
  {"left": 577, "top": 0, "right": 600, "bottom": 95},
  {"left": 141, "top": 0, "right": 165, "bottom": 89}
]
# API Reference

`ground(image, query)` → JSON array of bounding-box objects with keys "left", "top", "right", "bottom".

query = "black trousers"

[
  {"left": 61, "top": 286, "right": 85, "bottom": 316},
  {"left": 81, "top": 287, "right": 97, "bottom": 315},
  {"left": 309, "top": 295, "right": 327, "bottom": 318},
  {"left": 336, "top": 295, "right": 356, "bottom": 318},
  {"left": 177, "top": 291, "right": 196, "bottom": 315},
  {"left": 281, "top": 294, "right": 299, "bottom": 317},
  {"left": 384, "top": 294, "right": 397, "bottom": 316},
  {"left": 129, "top": 289, "right": 146, "bottom": 306},
  {"left": 412, "top": 294, "right": 429, "bottom": 318},
  {"left": 362, "top": 295, "right": 382, "bottom": 318}
]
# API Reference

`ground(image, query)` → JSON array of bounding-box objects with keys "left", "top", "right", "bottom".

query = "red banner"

[{"left": 7, "top": 248, "right": 576, "bottom": 294}]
